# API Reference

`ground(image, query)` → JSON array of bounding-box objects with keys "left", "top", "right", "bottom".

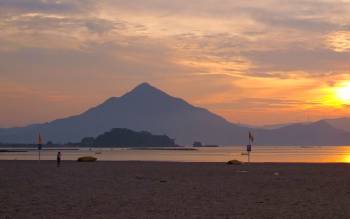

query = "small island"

[{"left": 81, "top": 128, "right": 176, "bottom": 147}]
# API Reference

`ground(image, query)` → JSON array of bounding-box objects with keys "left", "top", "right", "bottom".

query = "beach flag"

[
  {"left": 37, "top": 133, "right": 43, "bottom": 146},
  {"left": 249, "top": 132, "right": 254, "bottom": 143}
]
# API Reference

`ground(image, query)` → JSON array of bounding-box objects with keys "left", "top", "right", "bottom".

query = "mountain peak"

[
  {"left": 136, "top": 82, "right": 152, "bottom": 88},
  {"left": 121, "top": 82, "right": 169, "bottom": 100},
  {"left": 132, "top": 82, "right": 158, "bottom": 92}
]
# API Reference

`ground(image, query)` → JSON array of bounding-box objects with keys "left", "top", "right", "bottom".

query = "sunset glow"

[{"left": 1, "top": 0, "right": 350, "bottom": 127}]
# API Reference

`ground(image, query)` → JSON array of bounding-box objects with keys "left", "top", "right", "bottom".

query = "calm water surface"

[{"left": 2, "top": 146, "right": 350, "bottom": 163}]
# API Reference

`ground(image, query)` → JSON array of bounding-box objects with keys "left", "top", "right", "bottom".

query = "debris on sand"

[
  {"left": 226, "top": 160, "right": 243, "bottom": 165},
  {"left": 77, "top": 156, "right": 97, "bottom": 162}
]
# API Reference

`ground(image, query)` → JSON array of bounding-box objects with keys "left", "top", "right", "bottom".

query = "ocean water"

[{"left": 2, "top": 146, "right": 350, "bottom": 163}]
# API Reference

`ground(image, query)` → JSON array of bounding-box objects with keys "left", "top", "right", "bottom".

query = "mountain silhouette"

[
  {"left": 1, "top": 83, "right": 350, "bottom": 146},
  {"left": 254, "top": 120, "right": 350, "bottom": 146},
  {"left": 323, "top": 117, "right": 350, "bottom": 132}
]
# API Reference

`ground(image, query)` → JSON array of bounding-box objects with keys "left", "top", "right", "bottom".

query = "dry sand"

[{"left": 1, "top": 161, "right": 350, "bottom": 218}]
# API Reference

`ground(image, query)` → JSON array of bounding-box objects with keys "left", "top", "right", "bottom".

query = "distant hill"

[
  {"left": 258, "top": 122, "right": 308, "bottom": 130},
  {"left": 254, "top": 117, "right": 350, "bottom": 138},
  {"left": 82, "top": 128, "right": 176, "bottom": 147},
  {"left": 255, "top": 121, "right": 350, "bottom": 146},
  {"left": 324, "top": 117, "right": 350, "bottom": 132},
  {"left": 0, "top": 82, "right": 350, "bottom": 146}
]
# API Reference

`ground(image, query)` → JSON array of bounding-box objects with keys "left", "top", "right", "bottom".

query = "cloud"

[
  {"left": 1, "top": 0, "right": 350, "bottom": 126},
  {"left": 327, "top": 31, "right": 350, "bottom": 52},
  {"left": 0, "top": 0, "right": 93, "bottom": 13},
  {"left": 245, "top": 48, "right": 350, "bottom": 75},
  {"left": 205, "top": 98, "right": 321, "bottom": 110}
]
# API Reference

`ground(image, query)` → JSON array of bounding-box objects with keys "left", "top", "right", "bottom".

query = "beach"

[{"left": 1, "top": 161, "right": 350, "bottom": 218}]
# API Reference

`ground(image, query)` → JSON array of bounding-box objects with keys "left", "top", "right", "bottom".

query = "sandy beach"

[{"left": 1, "top": 161, "right": 350, "bottom": 218}]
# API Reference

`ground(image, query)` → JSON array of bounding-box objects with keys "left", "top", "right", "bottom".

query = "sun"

[{"left": 335, "top": 82, "right": 350, "bottom": 104}]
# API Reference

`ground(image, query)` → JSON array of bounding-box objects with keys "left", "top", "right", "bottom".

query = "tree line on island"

[
  {"left": 81, "top": 128, "right": 176, "bottom": 147},
  {"left": 0, "top": 128, "right": 177, "bottom": 148}
]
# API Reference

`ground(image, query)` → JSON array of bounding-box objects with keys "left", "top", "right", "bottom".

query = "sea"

[{"left": 1, "top": 146, "right": 350, "bottom": 163}]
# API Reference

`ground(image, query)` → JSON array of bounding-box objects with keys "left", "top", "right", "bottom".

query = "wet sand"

[{"left": 1, "top": 161, "right": 350, "bottom": 218}]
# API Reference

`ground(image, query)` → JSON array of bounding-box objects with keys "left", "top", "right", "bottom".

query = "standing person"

[{"left": 57, "top": 151, "right": 61, "bottom": 167}]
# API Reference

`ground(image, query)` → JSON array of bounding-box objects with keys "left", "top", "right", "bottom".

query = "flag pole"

[
  {"left": 37, "top": 133, "right": 43, "bottom": 162},
  {"left": 248, "top": 137, "right": 250, "bottom": 163},
  {"left": 247, "top": 132, "right": 253, "bottom": 163}
]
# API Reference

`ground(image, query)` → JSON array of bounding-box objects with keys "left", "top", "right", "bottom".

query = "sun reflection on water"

[{"left": 339, "top": 152, "right": 350, "bottom": 163}]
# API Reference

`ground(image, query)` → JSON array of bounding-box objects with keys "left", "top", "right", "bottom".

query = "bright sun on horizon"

[{"left": 335, "top": 82, "right": 350, "bottom": 105}]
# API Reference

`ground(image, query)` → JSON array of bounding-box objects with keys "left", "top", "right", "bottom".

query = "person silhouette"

[{"left": 57, "top": 152, "right": 61, "bottom": 167}]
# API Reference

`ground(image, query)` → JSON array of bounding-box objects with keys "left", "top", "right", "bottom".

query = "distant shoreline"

[
  {"left": 127, "top": 147, "right": 197, "bottom": 151},
  {"left": 0, "top": 149, "right": 28, "bottom": 153}
]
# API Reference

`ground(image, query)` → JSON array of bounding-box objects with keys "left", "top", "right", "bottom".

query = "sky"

[{"left": 1, "top": 0, "right": 350, "bottom": 127}]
